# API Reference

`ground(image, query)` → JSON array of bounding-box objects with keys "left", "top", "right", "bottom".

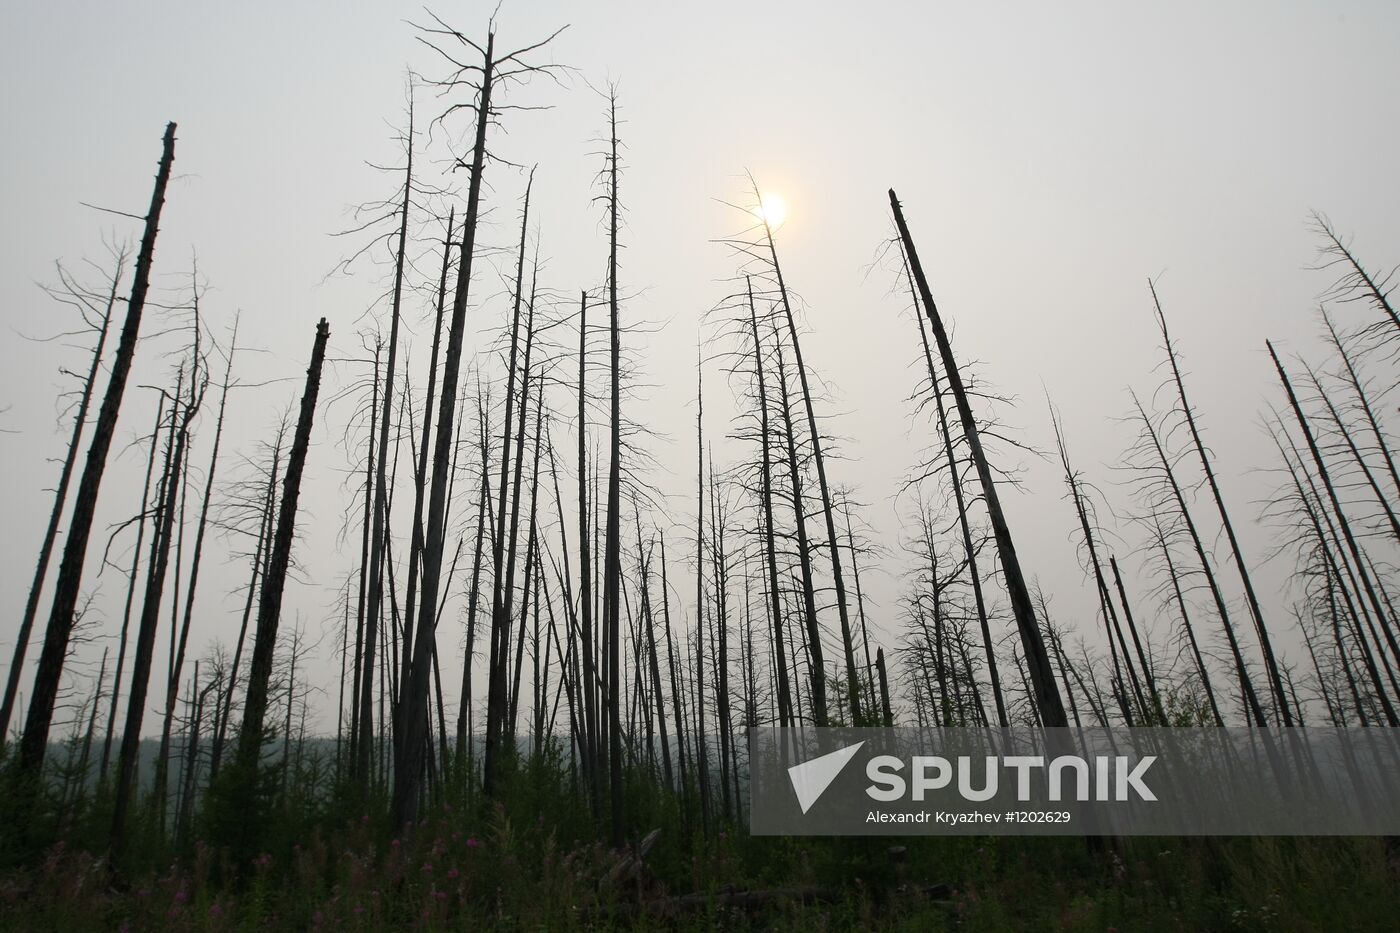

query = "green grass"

[{"left": 1, "top": 749, "right": 1396, "bottom": 930}]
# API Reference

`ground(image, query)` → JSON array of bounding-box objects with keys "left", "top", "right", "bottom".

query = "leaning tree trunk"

[
  {"left": 1322, "top": 308, "right": 1400, "bottom": 505},
  {"left": 1268, "top": 341, "right": 1400, "bottom": 697},
  {"left": 1153, "top": 282, "right": 1291, "bottom": 725},
  {"left": 230, "top": 319, "right": 330, "bottom": 784},
  {"left": 98, "top": 398, "right": 164, "bottom": 784},
  {"left": 0, "top": 259, "right": 121, "bottom": 745},
  {"left": 1272, "top": 426, "right": 1398, "bottom": 725},
  {"left": 20, "top": 123, "right": 177, "bottom": 777},
  {"left": 890, "top": 189, "right": 1067, "bottom": 727},
  {"left": 755, "top": 181, "right": 857, "bottom": 727},
  {"left": 112, "top": 368, "right": 198, "bottom": 856},
  {"left": 156, "top": 321, "right": 238, "bottom": 816},
  {"left": 770, "top": 321, "right": 828, "bottom": 726},
  {"left": 747, "top": 282, "right": 794, "bottom": 727},
  {"left": 1050, "top": 410, "right": 1142, "bottom": 724},
  {"left": 1306, "top": 363, "right": 1400, "bottom": 544},
  {"left": 901, "top": 248, "right": 1007, "bottom": 726},
  {"left": 1148, "top": 513, "right": 1224, "bottom": 726},
  {"left": 1130, "top": 390, "right": 1268, "bottom": 727},
  {"left": 209, "top": 436, "right": 279, "bottom": 781}
]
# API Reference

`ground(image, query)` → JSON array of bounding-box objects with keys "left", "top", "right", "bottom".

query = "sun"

[{"left": 754, "top": 192, "right": 788, "bottom": 229}]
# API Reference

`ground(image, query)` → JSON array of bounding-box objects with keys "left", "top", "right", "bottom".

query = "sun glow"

[{"left": 755, "top": 192, "right": 788, "bottom": 229}]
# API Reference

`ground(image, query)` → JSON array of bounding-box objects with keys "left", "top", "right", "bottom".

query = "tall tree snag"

[
  {"left": 889, "top": 189, "right": 1067, "bottom": 726},
  {"left": 20, "top": 123, "right": 177, "bottom": 776}
]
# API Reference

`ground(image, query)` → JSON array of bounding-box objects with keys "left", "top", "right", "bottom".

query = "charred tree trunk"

[
  {"left": 747, "top": 283, "right": 794, "bottom": 727},
  {"left": 889, "top": 189, "right": 1066, "bottom": 726},
  {"left": 210, "top": 435, "right": 279, "bottom": 781},
  {"left": 770, "top": 322, "right": 827, "bottom": 725},
  {"left": 902, "top": 248, "right": 1007, "bottom": 726},
  {"left": 366, "top": 102, "right": 413, "bottom": 774},
  {"left": 693, "top": 352, "right": 713, "bottom": 832},
  {"left": 350, "top": 350, "right": 379, "bottom": 780},
  {"left": 156, "top": 321, "right": 238, "bottom": 817},
  {"left": 99, "top": 398, "right": 165, "bottom": 783},
  {"left": 576, "top": 292, "right": 601, "bottom": 812},
  {"left": 1153, "top": 283, "right": 1291, "bottom": 725},
  {"left": 1268, "top": 341, "right": 1400, "bottom": 703},
  {"left": 395, "top": 31, "right": 497, "bottom": 828},
  {"left": 111, "top": 369, "right": 196, "bottom": 854},
  {"left": 20, "top": 123, "right": 177, "bottom": 777},
  {"left": 230, "top": 319, "right": 329, "bottom": 784},
  {"left": 1, "top": 258, "right": 122, "bottom": 745},
  {"left": 1149, "top": 514, "right": 1224, "bottom": 726},
  {"left": 602, "top": 94, "right": 626, "bottom": 847},
  {"left": 1131, "top": 390, "right": 1267, "bottom": 726},
  {"left": 754, "top": 184, "right": 855, "bottom": 728}
]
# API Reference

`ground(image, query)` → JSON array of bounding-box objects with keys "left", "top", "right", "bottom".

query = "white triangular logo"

[{"left": 787, "top": 741, "right": 865, "bottom": 814}]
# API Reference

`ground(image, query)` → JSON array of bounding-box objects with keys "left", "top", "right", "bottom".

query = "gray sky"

[{"left": 2, "top": 1, "right": 1398, "bottom": 735}]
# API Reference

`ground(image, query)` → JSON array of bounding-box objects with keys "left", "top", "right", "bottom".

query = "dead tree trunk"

[
  {"left": 454, "top": 432, "right": 490, "bottom": 775},
  {"left": 1272, "top": 427, "right": 1398, "bottom": 724},
  {"left": 902, "top": 247, "right": 1007, "bottom": 725},
  {"left": 367, "top": 102, "right": 414, "bottom": 773},
  {"left": 693, "top": 351, "right": 713, "bottom": 832},
  {"left": 209, "top": 434, "right": 279, "bottom": 781},
  {"left": 1305, "top": 363, "right": 1400, "bottom": 544},
  {"left": 1148, "top": 513, "right": 1224, "bottom": 726},
  {"left": 576, "top": 292, "right": 601, "bottom": 811},
  {"left": 482, "top": 170, "right": 534, "bottom": 796},
  {"left": 889, "top": 189, "right": 1066, "bottom": 726},
  {"left": 661, "top": 537, "right": 692, "bottom": 818},
  {"left": 876, "top": 647, "right": 893, "bottom": 727},
  {"left": 602, "top": 93, "right": 626, "bottom": 847},
  {"left": 492, "top": 251, "right": 539, "bottom": 763},
  {"left": 1, "top": 258, "right": 123, "bottom": 745},
  {"left": 395, "top": 28, "right": 501, "bottom": 828},
  {"left": 156, "top": 319, "right": 238, "bottom": 816},
  {"left": 112, "top": 368, "right": 199, "bottom": 855},
  {"left": 1312, "top": 212, "right": 1400, "bottom": 337},
  {"left": 20, "top": 123, "right": 177, "bottom": 777},
  {"left": 417, "top": 209, "right": 456, "bottom": 774},
  {"left": 709, "top": 454, "right": 734, "bottom": 817},
  {"left": 230, "top": 319, "right": 329, "bottom": 783},
  {"left": 1322, "top": 308, "right": 1400, "bottom": 505},
  {"left": 1109, "top": 556, "right": 1166, "bottom": 722},
  {"left": 1268, "top": 341, "right": 1400, "bottom": 698},
  {"left": 350, "top": 350, "right": 378, "bottom": 780},
  {"left": 754, "top": 180, "right": 854, "bottom": 726},
  {"left": 1130, "top": 390, "right": 1267, "bottom": 726},
  {"left": 770, "top": 322, "right": 828, "bottom": 725},
  {"left": 99, "top": 398, "right": 165, "bottom": 783},
  {"left": 1153, "top": 282, "right": 1291, "bottom": 725},
  {"left": 747, "top": 283, "right": 794, "bottom": 727}
]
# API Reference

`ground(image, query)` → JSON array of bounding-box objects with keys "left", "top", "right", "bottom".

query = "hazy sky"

[{"left": 2, "top": 1, "right": 1398, "bottom": 735}]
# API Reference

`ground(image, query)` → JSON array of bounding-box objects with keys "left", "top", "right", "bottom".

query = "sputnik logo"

[{"left": 787, "top": 741, "right": 865, "bottom": 814}]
